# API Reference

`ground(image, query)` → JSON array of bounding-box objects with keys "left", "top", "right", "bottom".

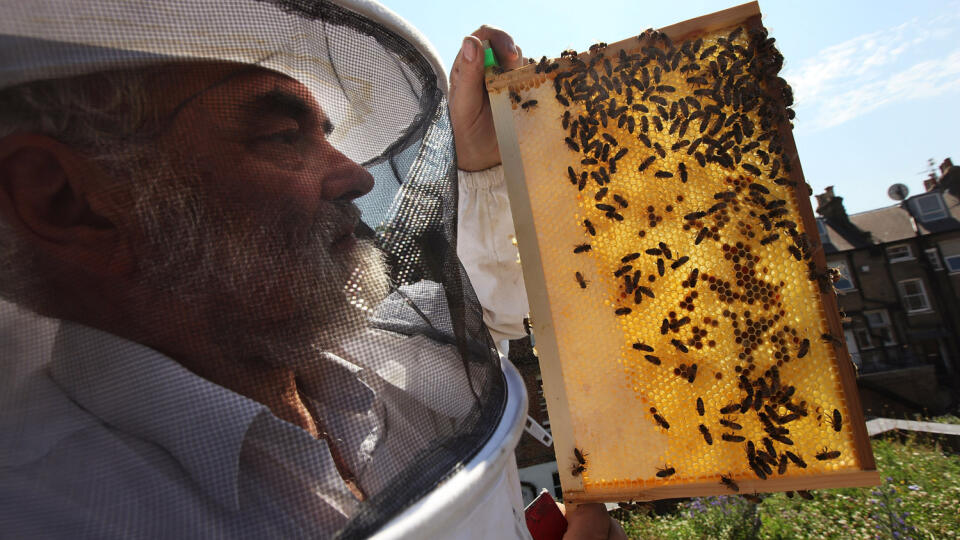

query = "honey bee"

[
  {"left": 829, "top": 409, "right": 843, "bottom": 432},
  {"left": 583, "top": 219, "right": 596, "bottom": 236},
  {"left": 784, "top": 451, "right": 806, "bottom": 468},
  {"left": 657, "top": 258, "right": 665, "bottom": 276},
  {"left": 797, "top": 490, "right": 814, "bottom": 501},
  {"left": 644, "top": 354, "right": 661, "bottom": 365},
  {"left": 719, "top": 417, "right": 742, "bottom": 430},
  {"left": 760, "top": 233, "right": 780, "bottom": 245},
  {"left": 614, "top": 265, "right": 633, "bottom": 277},
  {"left": 788, "top": 245, "right": 802, "bottom": 261},
  {"left": 614, "top": 194, "right": 629, "bottom": 208},
  {"left": 521, "top": 99, "right": 538, "bottom": 110},
  {"left": 573, "top": 243, "right": 592, "bottom": 254},
  {"left": 615, "top": 307, "right": 632, "bottom": 316},
  {"left": 678, "top": 162, "right": 688, "bottom": 182},
  {"left": 671, "top": 339, "right": 688, "bottom": 353},
  {"left": 742, "top": 163, "right": 761, "bottom": 176},
  {"left": 594, "top": 187, "right": 609, "bottom": 201},
  {"left": 655, "top": 465, "right": 676, "bottom": 478},
  {"left": 720, "top": 475, "right": 739, "bottom": 492},
  {"left": 509, "top": 90, "right": 522, "bottom": 103},
  {"left": 564, "top": 137, "right": 580, "bottom": 152},
  {"left": 574, "top": 447, "right": 588, "bottom": 465},
  {"left": 696, "top": 397, "right": 705, "bottom": 416},
  {"left": 778, "top": 453, "right": 789, "bottom": 475},
  {"left": 637, "top": 286, "right": 655, "bottom": 299},
  {"left": 699, "top": 424, "right": 713, "bottom": 445},
  {"left": 575, "top": 271, "right": 588, "bottom": 289},
  {"left": 722, "top": 433, "right": 746, "bottom": 443},
  {"left": 719, "top": 403, "right": 740, "bottom": 415},
  {"left": 621, "top": 252, "right": 641, "bottom": 262},
  {"left": 653, "top": 142, "right": 666, "bottom": 158},
  {"left": 671, "top": 256, "right": 690, "bottom": 269},
  {"left": 571, "top": 463, "right": 586, "bottom": 476},
  {"left": 651, "top": 407, "right": 670, "bottom": 429},
  {"left": 595, "top": 203, "right": 616, "bottom": 212},
  {"left": 638, "top": 156, "right": 657, "bottom": 172},
  {"left": 632, "top": 342, "right": 654, "bottom": 352},
  {"left": 797, "top": 338, "right": 810, "bottom": 358},
  {"left": 821, "top": 333, "right": 843, "bottom": 346},
  {"left": 658, "top": 242, "right": 672, "bottom": 259},
  {"left": 695, "top": 227, "right": 709, "bottom": 245}
]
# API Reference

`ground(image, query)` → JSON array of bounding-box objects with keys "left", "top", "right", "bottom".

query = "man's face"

[{"left": 120, "top": 64, "right": 390, "bottom": 362}]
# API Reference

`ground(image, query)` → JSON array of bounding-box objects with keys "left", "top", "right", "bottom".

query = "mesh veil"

[{"left": 0, "top": 1, "right": 506, "bottom": 537}]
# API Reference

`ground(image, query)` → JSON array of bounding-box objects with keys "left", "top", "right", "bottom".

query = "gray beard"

[{"left": 121, "top": 151, "right": 392, "bottom": 369}]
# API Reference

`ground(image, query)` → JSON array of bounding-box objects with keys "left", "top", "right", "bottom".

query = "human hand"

[
  {"left": 559, "top": 502, "right": 627, "bottom": 540},
  {"left": 448, "top": 26, "right": 526, "bottom": 171}
]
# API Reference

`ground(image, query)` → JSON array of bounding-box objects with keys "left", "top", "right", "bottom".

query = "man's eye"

[{"left": 258, "top": 130, "right": 300, "bottom": 145}]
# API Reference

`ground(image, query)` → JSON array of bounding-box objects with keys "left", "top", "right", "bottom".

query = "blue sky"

[{"left": 384, "top": 0, "right": 960, "bottom": 214}]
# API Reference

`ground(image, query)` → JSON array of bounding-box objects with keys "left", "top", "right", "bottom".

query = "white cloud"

[{"left": 785, "top": 12, "right": 960, "bottom": 132}]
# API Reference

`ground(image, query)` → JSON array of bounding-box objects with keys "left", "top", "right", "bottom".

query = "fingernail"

[{"left": 462, "top": 38, "right": 477, "bottom": 62}]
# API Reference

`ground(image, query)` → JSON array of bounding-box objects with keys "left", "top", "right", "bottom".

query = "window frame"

[
  {"left": 816, "top": 219, "right": 831, "bottom": 244},
  {"left": 924, "top": 248, "right": 944, "bottom": 271},
  {"left": 897, "top": 278, "right": 932, "bottom": 313},
  {"left": 863, "top": 309, "right": 897, "bottom": 346},
  {"left": 885, "top": 244, "right": 914, "bottom": 263},
  {"left": 915, "top": 194, "right": 948, "bottom": 221},
  {"left": 827, "top": 259, "right": 856, "bottom": 292},
  {"left": 944, "top": 254, "right": 960, "bottom": 274}
]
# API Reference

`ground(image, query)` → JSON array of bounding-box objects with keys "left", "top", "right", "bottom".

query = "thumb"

[{"left": 449, "top": 35, "right": 486, "bottom": 119}]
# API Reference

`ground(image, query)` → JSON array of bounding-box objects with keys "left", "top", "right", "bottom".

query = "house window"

[
  {"left": 853, "top": 327, "right": 875, "bottom": 350},
  {"left": 885, "top": 244, "right": 913, "bottom": 262},
  {"left": 816, "top": 219, "right": 831, "bottom": 244},
  {"left": 535, "top": 375, "right": 550, "bottom": 432},
  {"left": 552, "top": 472, "right": 563, "bottom": 500},
  {"left": 827, "top": 260, "right": 855, "bottom": 292},
  {"left": 945, "top": 254, "right": 960, "bottom": 273},
  {"left": 898, "top": 279, "right": 931, "bottom": 313},
  {"left": 863, "top": 309, "right": 896, "bottom": 346},
  {"left": 925, "top": 248, "right": 943, "bottom": 271},
  {"left": 915, "top": 194, "right": 948, "bottom": 221}
]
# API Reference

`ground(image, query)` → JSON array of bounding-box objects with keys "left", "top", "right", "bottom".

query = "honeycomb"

[{"left": 488, "top": 8, "right": 876, "bottom": 502}]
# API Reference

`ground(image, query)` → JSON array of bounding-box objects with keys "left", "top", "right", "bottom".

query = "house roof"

[{"left": 819, "top": 190, "right": 960, "bottom": 253}]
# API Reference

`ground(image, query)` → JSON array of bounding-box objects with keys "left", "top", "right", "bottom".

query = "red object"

[{"left": 524, "top": 490, "right": 568, "bottom": 540}]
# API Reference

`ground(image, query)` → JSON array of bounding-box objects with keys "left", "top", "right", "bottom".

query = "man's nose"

[{"left": 320, "top": 146, "right": 375, "bottom": 202}]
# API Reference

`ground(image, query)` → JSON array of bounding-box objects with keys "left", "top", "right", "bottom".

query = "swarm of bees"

[{"left": 500, "top": 18, "right": 857, "bottom": 500}]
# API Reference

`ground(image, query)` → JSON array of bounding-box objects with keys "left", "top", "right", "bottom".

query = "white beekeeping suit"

[{"left": 0, "top": 0, "right": 534, "bottom": 537}]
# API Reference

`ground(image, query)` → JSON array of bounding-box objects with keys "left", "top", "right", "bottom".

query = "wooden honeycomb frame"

[{"left": 487, "top": 2, "right": 879, "bottom": 503}]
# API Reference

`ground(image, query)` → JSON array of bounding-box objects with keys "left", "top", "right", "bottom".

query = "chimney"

[
  {"left": 941, "top": 158, "right": 954, "bottom": 177},
  {"left": 815, "top": 186, "right": 851, "bottom": 226},
  {"left": 939, "top": 157, "right": 960, "bottom": 197}
]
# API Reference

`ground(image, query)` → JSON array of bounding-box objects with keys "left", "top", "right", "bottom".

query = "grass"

[{"left": 616, "top": 416, "right": 960, "bottom": 539}]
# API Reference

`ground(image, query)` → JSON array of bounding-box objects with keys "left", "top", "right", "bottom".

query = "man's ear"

[{"left": 0, "top": 133, "right": 133, "bottom": 277}]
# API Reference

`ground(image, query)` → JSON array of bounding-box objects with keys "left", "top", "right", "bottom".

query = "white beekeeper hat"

[{"left": 0, "top": 0, "right": 448, "bottom": 165}]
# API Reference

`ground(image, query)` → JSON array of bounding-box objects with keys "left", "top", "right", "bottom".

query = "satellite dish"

[{"left": 888, "top": 183, "right": 909, "bottom": 201}]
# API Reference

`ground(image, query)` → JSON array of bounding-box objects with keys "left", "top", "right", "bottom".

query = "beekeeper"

[{"left": 0, "top": 0, "right": 624, "bottom": 538}]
